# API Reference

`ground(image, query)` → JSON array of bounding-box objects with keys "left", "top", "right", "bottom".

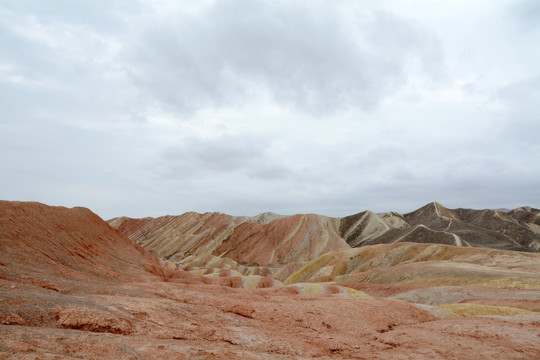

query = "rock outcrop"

[
  {"left": 345, "top": 202, "right": 540, "bottom": 251},
  {"left": 109, "top": 212, "right": 250, "bottom": 260},
  {"left": 0, "top": 201, "right": 164, "bottom": 283},
  {"left": 215, "top": 214, "right": 348, "bottom": 266}
]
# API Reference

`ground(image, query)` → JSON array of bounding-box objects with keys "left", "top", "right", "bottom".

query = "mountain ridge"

[{"left": 109, "top": 202, "right": 540, "bottom": 264}]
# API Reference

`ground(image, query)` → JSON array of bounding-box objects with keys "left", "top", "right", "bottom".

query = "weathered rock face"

[
  {"left": 0, "top": 201, "right": 162, "bottom": 283},
  {"left": 509, "top": 206, "right": 540, "bottom": 235},
  {"left": 339, "top": 210, "right": 409, "bottom": 247},
  {"left": 110, "top": 212, "right": 348, "bottom": 266},
  {"left": 216, "top": 214, "right": 348, "bottom": 266},
  {"left": 109, "top": 212, "right": 250, "bottom": 261},
  {"left": 2, "top": 201, "right": 540, "bottom": 359},
  {"left": 343, "top": 202, "right": 540, "bottom": 251}
]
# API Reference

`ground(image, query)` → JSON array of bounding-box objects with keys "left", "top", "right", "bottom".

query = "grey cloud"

[
  {"left": 329, "top": 162, "right": 539, "bottom": 216},
  {"left": 0, "top": 0, "right": 135, "bottom": 33},
  {"left": 247, "top": 165, "right": 293, "bottom": 180},
  {"left": 366, "top": 9, "right": 443, "bottom": 79},
  {"left": 327, "top": 134, "right": 535, "bottom": 210},
  {"left": 124, "top": 0, "right": 442, "bottom": 114},
  {"left": 0, "top": 1, "right": 140, "bottom": 130},
  {"left": 160, "top": 134, "right": 270, "bottom": 175},
  {"left": 1, "top": 0, "right": 538, "bottom": 219},
  {"left": 497, "top": 76, "right": 540, "bottom": 103},
  {"left": 495, "top": 76, "right": 540, "bottom": 147},
  {"left": 509, "top": 0, "right": 540, "bottom": 30}
]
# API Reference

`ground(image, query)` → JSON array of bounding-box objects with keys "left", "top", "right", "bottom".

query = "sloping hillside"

[
  {"left": 2, "top": 201, "right": 540, "bottom": 359},
  {"left": 343, "top": 202, "right": 540, "bottom": 251},
  {"left": 109, "top": 202, "right": 540, "bottom": 271},
  {"left": 109, "top": 212, "right": 348, "bottom": 265},
  {"left": 284, "top": 242, "right": 540, "bottom": 288},
  {"left": 0, "top": 201, "right": 166, "bottom": 283},
  {"left": 215, "top": 214, "right": 348, "bottom": 266},
  {"left": 283, "top": 242, "right": 540, "bottom": 315}
]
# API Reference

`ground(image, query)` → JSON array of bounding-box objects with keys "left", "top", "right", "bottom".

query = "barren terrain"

[{"left": 1, "top": 201, "right": 539, "bottom": 359}]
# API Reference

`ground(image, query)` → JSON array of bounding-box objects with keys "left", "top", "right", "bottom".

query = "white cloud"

[
  {"left": 123, "top": 0, "right": 442, "bottom": 114},
  {"left": 0, "top": 0, "right": 538, "bottom": 218}
]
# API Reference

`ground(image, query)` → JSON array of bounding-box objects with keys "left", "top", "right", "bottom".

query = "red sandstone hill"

[
  {"left": 216, "top": 214, "right": 348, "bottom": 266},
  {"left": 109, "top": 212, "right": 349, "bottom": 266},
  {"left": 108, "top": 212, "right": 249, "bottom": 260},
  {"left": 0, "top": 201, "right": 204, "bottom": 286},
  {"left": 109, "top": 202, "right": 539, "bottom": 276},
  {"left": 1, "top": 201, "right": 539, "bottom": 359}
]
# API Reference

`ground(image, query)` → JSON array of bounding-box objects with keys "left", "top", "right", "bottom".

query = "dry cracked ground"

[{"left": 1, "top": 200, "right": 539, "bottom": 359}]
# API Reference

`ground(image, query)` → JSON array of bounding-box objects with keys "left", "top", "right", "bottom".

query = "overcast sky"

[{"left": 1, "top": 0, "right": 539, "bottom": 219}]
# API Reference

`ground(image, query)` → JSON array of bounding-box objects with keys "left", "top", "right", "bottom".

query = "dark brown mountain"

[{"left": 351, "top": 202, "right": 540, "bottom": 252}]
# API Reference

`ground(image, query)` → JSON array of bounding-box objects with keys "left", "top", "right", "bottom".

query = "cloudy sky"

[{"left": 1, "top": 0, "right": 539, "bottom": 219}]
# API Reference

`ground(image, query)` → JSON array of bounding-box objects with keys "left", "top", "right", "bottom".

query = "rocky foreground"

[{"left": 1, "top": 201, "right": 539, "bottom": 359}]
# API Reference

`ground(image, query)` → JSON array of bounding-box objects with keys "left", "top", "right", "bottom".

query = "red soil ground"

[{"left": 1, "top": 201, "right": 538, "bottom": 359}]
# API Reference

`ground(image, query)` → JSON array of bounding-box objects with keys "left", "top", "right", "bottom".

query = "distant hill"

[
  {"left": 109, "top": 202, "right": 540, "bottom": 267},
  {"left": 344, "top": 202, "right": 540, "bottom": 252}
]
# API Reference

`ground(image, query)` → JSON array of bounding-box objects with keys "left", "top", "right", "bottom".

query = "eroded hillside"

[
  {"left": 2, "top": 201, "right": 539, "bottom": 359},
  {"left": 109, "top": 202, "right": 540, "bottom": 275}
]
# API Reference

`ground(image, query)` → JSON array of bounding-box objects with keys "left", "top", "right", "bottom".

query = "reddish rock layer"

[
  {"left": 2, "top": 201, "right": 539, "bottom": 359},
  {"left": 109, "top": 212, "right": 249, "bottom": 260},
  {"left": 1, "top": 201, "right": 158, "bottom": 283},
  {"left": 216, "top": 214, "right": 347, "bottom": 266},
  {"left": 0, "top": 201, "right": 209, "bottom": 288},
  {"left": 109, "top": 202, "right": 539, "bottom": 273}
]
